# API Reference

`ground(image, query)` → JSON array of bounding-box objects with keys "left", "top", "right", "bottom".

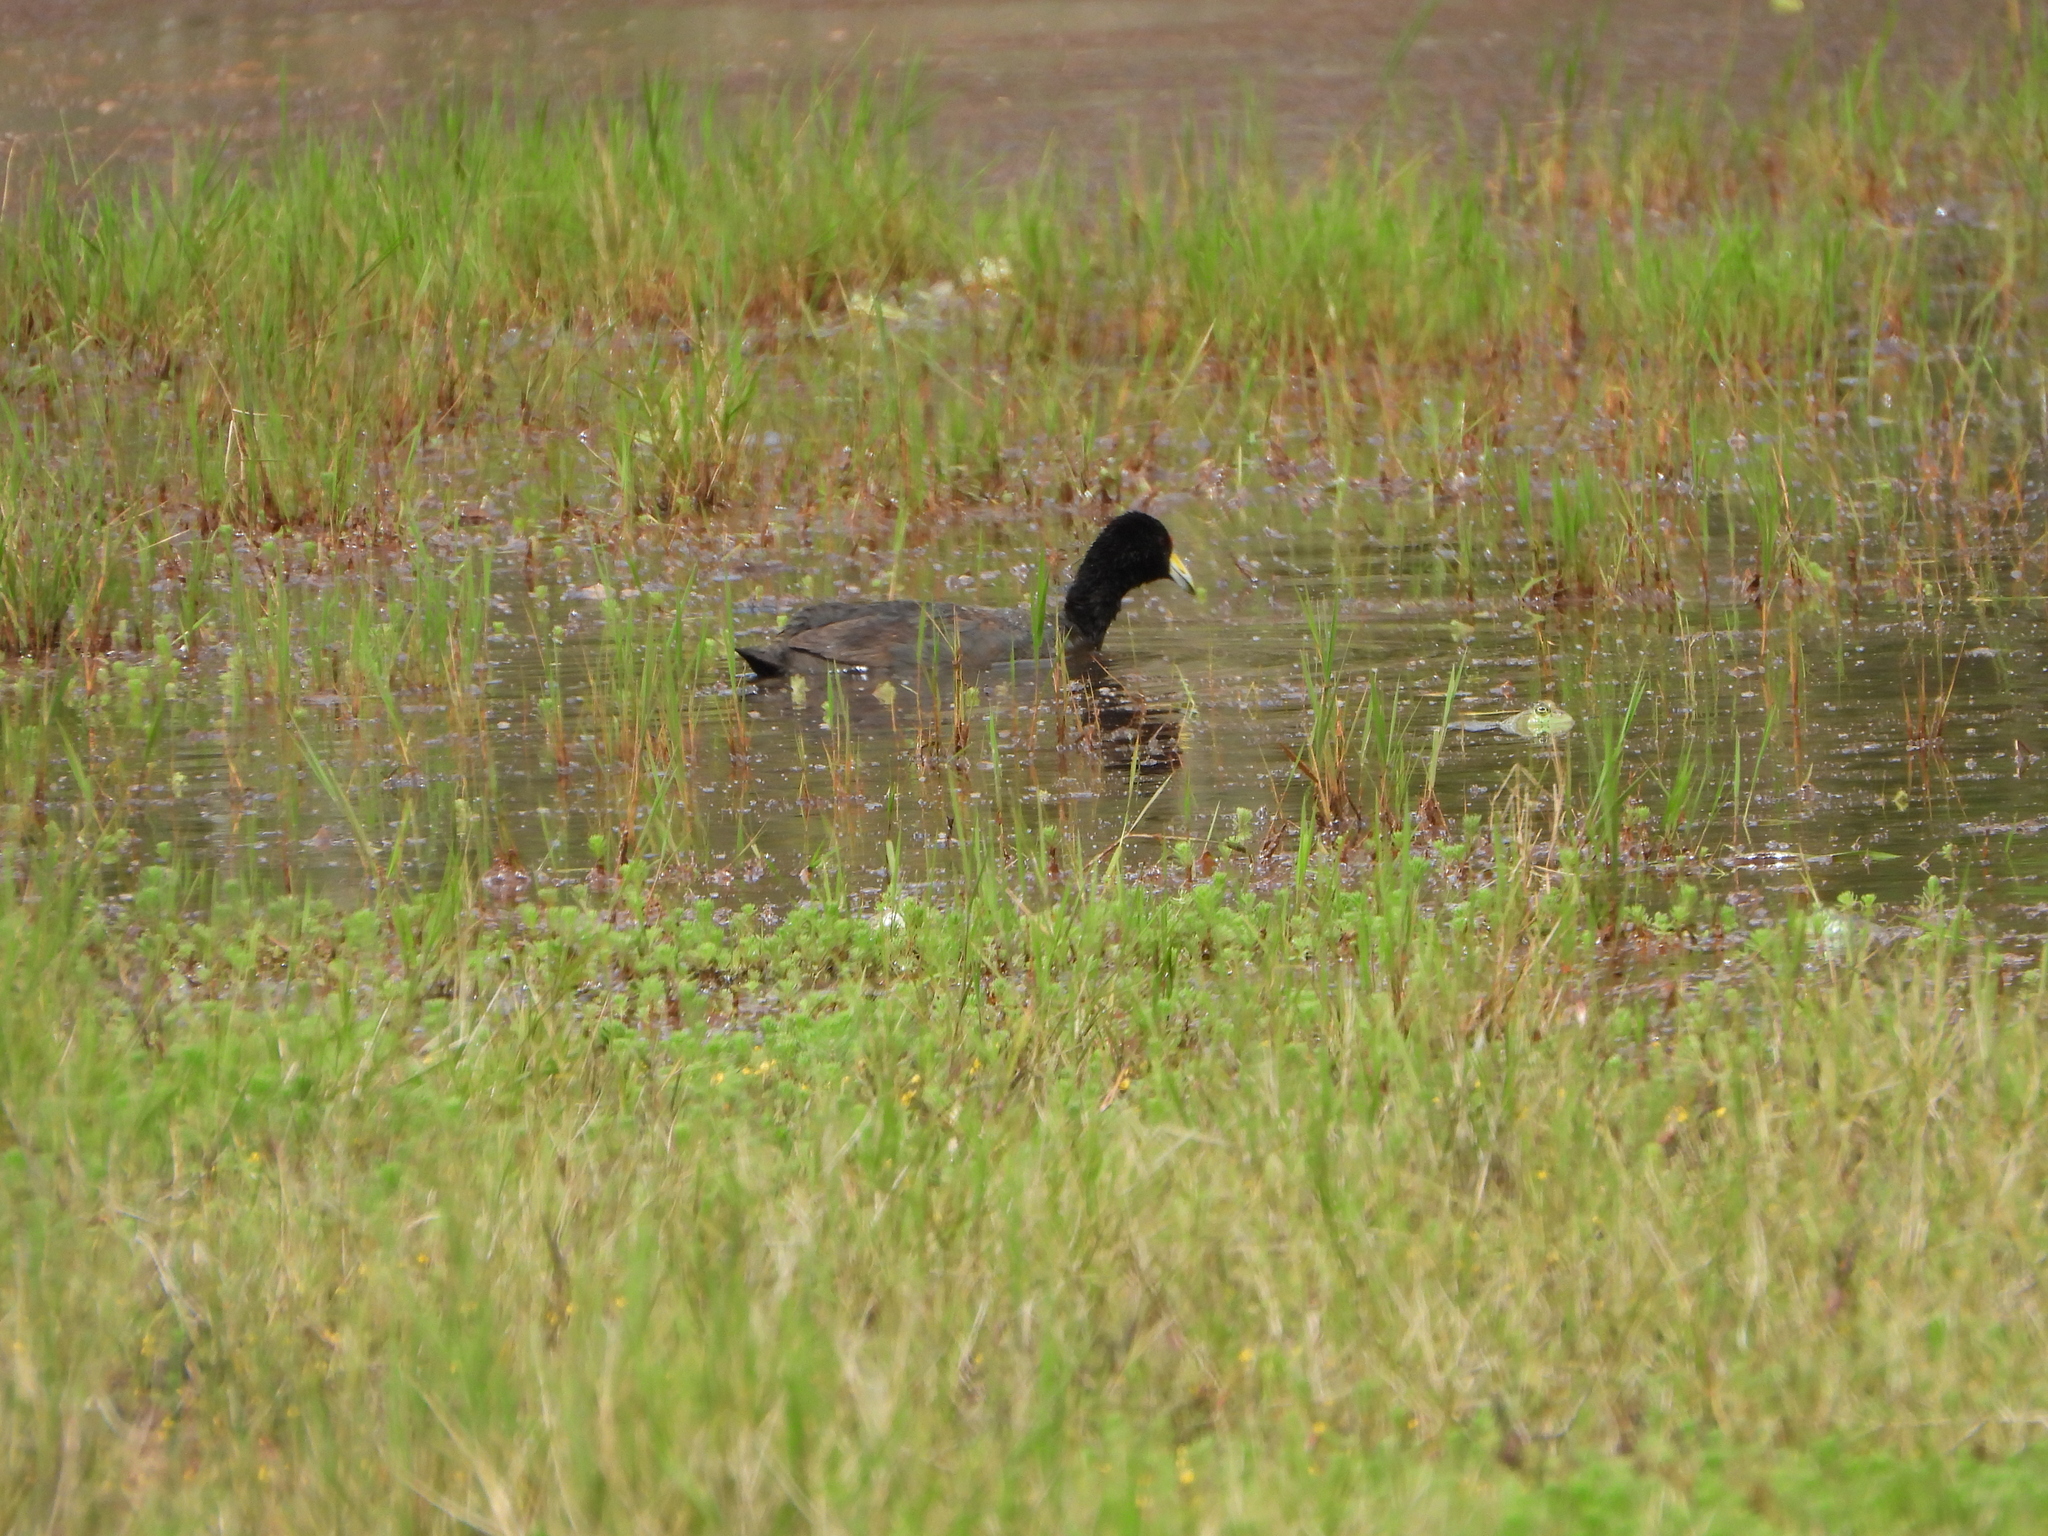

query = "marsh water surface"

[{"left": 0, "top": 0, "right": 2009, "bottom": 174}]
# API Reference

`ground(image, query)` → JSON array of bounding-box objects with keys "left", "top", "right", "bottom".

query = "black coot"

[{"left": 736, "top": 510, "right": 1195, "bottom": 677}]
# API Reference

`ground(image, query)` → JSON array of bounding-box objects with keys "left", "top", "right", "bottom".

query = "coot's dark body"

[{"left": 736, "top": 511, "right": 1194, "bottom": 677}]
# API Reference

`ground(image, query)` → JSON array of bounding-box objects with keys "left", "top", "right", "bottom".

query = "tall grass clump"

[
  {"left": 0, "top": 504, "right": 91, "bottom": 656},
  {"left": 0, "top": 422, "right": 134, "bottom": 656},
  {"left": 0, "top": 79, "right": 957, "bottom": 532},
  {"left": 607, "top": 335, "right": 760, "bottom": 515},
  {"left": 0, "top": 37, "right": 2045, "bottom": 536},
  {"left": 1292, "top": 602, "right": 1410, "bottom": 835},
  {"left": 0, "top": 78, "right": 953, "bottom": 351}
]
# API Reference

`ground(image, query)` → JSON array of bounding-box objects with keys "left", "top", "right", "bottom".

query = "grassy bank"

[{"left": 5, "top": 842, "right": 2048, "bottom": 1532}]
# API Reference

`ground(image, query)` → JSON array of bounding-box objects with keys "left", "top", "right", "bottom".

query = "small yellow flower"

[
  {"left": 1535, "top": 1170, "right": 1548, "bottom": 1181},
  {"left": 1238, "top": 1347, "right": 1255, "bottom": 1363}
]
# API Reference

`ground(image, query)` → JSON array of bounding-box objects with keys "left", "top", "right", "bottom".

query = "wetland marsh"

[{"left": 7, "top": 15, "right": 2048, "bottom": 1533}]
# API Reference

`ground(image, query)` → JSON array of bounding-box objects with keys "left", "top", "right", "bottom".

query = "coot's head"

[
  {"left": 1073, "top": 511, "right": 1195, "bottom": 598},
  {"left": 1062, "top": 511, "right": 1196, "bottom": 649}
]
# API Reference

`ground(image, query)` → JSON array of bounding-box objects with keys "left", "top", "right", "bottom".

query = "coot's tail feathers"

[{"left": 736, "top": 644, "right": 792, "bottom": 677}]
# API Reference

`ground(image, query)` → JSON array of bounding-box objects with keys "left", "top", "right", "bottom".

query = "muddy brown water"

[
  {"left": 0, "top": 1, "right": 2011, "bottom": 178},
  {"left": 56, "top": 489, "right": 2048, "bottom": 951}
]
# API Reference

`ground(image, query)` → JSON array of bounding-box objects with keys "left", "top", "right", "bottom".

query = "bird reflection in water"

[
  {"left": 749, "top": 653, "right": 1179, "bottom": 781},
  {"left": 1068, "top": 658, "right": 1180, "bottom": 778}
]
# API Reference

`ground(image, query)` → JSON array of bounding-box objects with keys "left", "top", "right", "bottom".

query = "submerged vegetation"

[{"left": 6, "top": 21, "right": 2048, "bottom": 1531}]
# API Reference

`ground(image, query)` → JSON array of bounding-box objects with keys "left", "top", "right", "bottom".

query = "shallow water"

[
  {"left": 36, "top": 473, "right": 2046, "bottom": 953},
  {"left": 0, "top": 0, "right": 2009, "bottom": 177}
]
